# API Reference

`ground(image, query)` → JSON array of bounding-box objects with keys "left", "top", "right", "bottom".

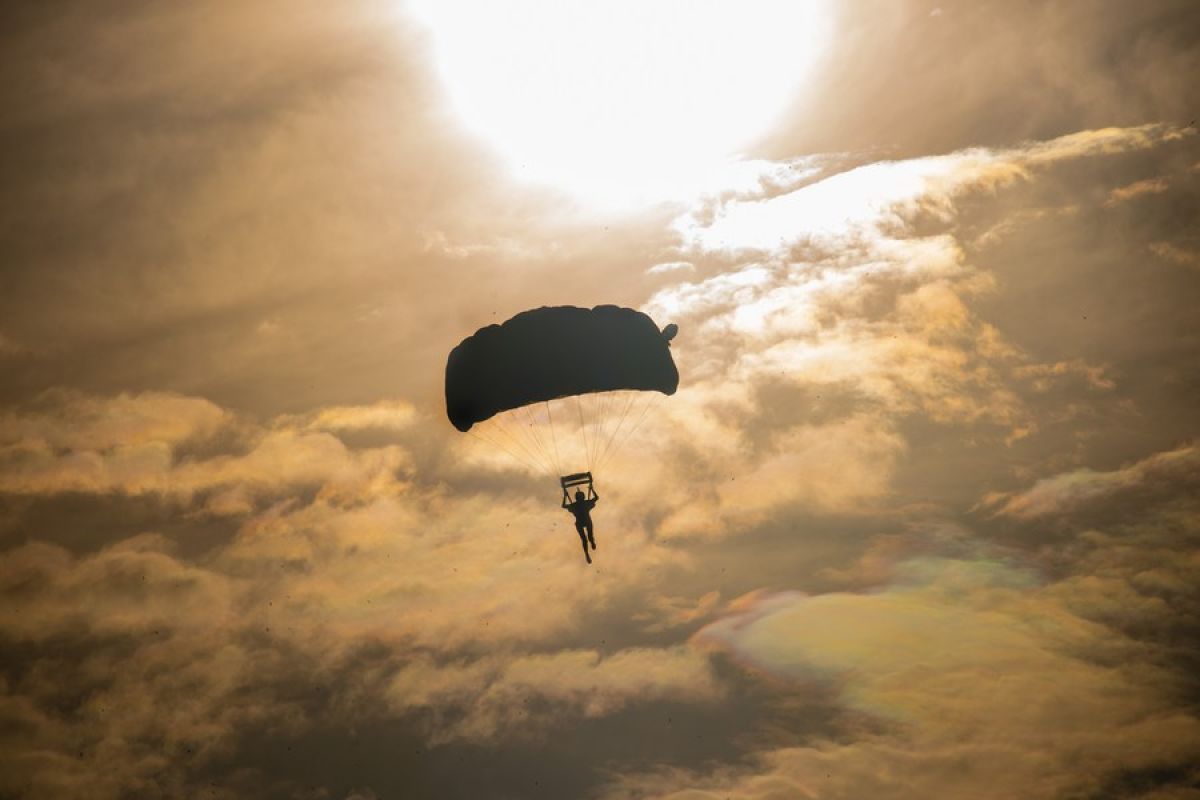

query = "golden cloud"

[
  {"left": 605, "top": 551, "right": 1200, "bottom": 799},
  {"left": 987, "top": 443, "right": 1199, "bottom": 519}
]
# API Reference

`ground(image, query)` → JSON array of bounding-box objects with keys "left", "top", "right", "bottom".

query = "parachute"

[{"left": 446, "top": 305, "right": 678, "bottom": 478}]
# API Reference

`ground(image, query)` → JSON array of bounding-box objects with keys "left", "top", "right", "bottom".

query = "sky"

[{"left": 1, "top": 1, "right": 1199, "bottom": 798}]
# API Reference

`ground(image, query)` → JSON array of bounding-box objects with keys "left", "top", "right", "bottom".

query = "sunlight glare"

[{"left": 408, "top": 0, "right": 831, "bottom": 209}]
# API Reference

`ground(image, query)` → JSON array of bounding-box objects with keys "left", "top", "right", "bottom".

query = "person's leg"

[
  {"left": 585, "top": 520, "right": 595, "bottom": 549},
  {"left": 577, "top": 524, "right": 591, "bottom": 563}
]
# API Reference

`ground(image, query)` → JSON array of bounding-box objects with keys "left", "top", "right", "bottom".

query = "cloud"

[
  {"left": 1106, "top": 176, "right": 1171, "bottom": 205},
  {"left": 0, "top": 392, "right": 698, "bottom": 796},
  {"left": 647, "top": 261, "right": 696, "bottom": 275},
  {"left": 0, "top": 390, "right": 228, "bottom": 452},
  {"left": 634, "top": 590, "right": 722, "bottom": 634},
  {"left": 622, "top": 122, "right": 1200, "bottom": 546},
  {"left": 676, "top": 125, "right": 1185, "bottom": 256},
  {"left": 0, "top": 392, "right": 412, "bottom": 508},
  {"left": 0, "top": 426, "right": 411, "bottom": 507},
  {"left": 217, "top": 487, "right": 691, "bottom": 651},
  {"left": 1013, "top": 358, "right": 1115, "bottom": 392},
  {"left": 1, "top": 1, "right": 1197, "bottom": 791},
  {"left": 0, "top": 535, "right": 281, "bottom": 799},
  {"left": 0, "top": 535, "right": 234, "bottom": 640},
  {"left": 386, "top": 646, "right": 720, "bottom": 743},
  {"left": 605, "top": 550, "right": 1200, "bottom": 799},
  {"left": 304, "top": 401, "right": 418, "bottom": 433},
  {"left": 970, "top": 205, "right": 1081, "bottom": 249},
  {"left": 988, "top": 442, "right": 1200, "bottom": 519},
  {"left": 654, "top": 415, "right": 906, "bottom": 540},
  {"left": 1150, "top": 241, "right": 1200, "bottom": 269},
  {"left": 0, "top": 389, "right": 690, "bottom": 644},
  {"left": 0, "top": 509, "right": 698, "bottom": 797}
]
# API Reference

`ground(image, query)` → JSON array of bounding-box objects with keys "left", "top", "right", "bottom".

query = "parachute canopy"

[{"left": 446, "top": 305, "right": 678, "bottom": 432}]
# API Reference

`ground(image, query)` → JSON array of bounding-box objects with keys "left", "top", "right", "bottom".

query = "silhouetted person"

[{"left": 562, "top": 485, "right": 599, "bottom": 563}]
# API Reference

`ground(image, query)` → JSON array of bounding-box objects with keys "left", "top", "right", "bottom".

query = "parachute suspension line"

[
  {"left": 623, "top": 393, "right": 659, "bottom": 450},
  {"left": 580, "top": 393, "right": 593, "bottom": 469},
  {"left": 595, "top": 390, "right": 640, "bottom": 468},
  {"left": 530, "top": 403, "right": 560, "bottom": 476},
  {"left": 596, "top": 391, "right": 642, "bottom": 470},
  {"left": 610, "top": 391, "right": 640, "bottom": 456},
  {"left": 541, "top": 402, "right": 561, "bottom": 475},
  {"left": 590, "top": 390, "right": 618, "bottom": 469},
  {"left": 469, "top": 429, "right": 535, "bottom": 473},
  {"left": 489, "top": 415, "right": 543, "bottom": 472},
  {"left": 589, "top": 392, "right": 607, "bottom": 468},
  {"left": 591, "top": 391, "right": 610, "bottom": 463},
  {"left": 472, "top": 425, "right": 525, "bottom": 469},
  {"left": 490, "top": 414, "right": 553, "bottom": 476},
  {"left": 583, "top": 392, "right": 599, "bottom": 468},
  {"left": 598, "top": 392, "right": 659, "bottom": 472},
  {"left": 574, "top": 394, "right": 592, "bottom": 471},
  {"left": 594, "top": 389, "right": 620, "bottom": 465},
  {"left": 519, "top": 404, "right": 555, "bottom": 476},
  {"left": 496, "top": 418, "right": 552, "bottom": 476},
  {"left": 626, "top": 394, "right": 659, "bottom": 457},
  {"left": 544, "top": 401, "right": 562, "bottom": 476},
  {"left": 513, "top": 405, "right": 544, "bottom": 471}
]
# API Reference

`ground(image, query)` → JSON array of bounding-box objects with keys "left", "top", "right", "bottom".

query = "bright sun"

[{"left": 408, "top": 0, "right": 831, "bottom": 210}]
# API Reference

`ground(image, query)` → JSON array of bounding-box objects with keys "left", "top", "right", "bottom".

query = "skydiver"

[{"left": 562, "top": 484, "right": 599, "bottom": 564}]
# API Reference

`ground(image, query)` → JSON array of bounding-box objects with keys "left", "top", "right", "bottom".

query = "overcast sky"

[{"left": 2, "top": 2, "right": 1199, "bottom": 798}]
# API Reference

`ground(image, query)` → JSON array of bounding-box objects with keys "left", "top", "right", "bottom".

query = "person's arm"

[{"left": 562, "top": 489, "right": 571, "bottom": 508}]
